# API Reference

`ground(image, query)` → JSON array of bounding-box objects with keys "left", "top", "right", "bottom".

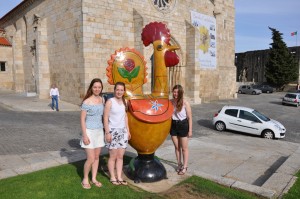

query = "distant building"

[
  {"left": 235, "top": 46, "right": 300, "bottom": 84},
  {"left": 0, "top": 28, "right": 13, "bottom": 88}
]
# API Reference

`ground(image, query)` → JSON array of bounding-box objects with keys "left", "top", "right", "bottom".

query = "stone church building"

[{"left": 0, "top": 0, "right": 236, "bottom": 104}]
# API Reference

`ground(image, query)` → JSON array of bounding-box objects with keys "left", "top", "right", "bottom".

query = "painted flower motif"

[
  {"left": 199, "top": 26, "right": 210, "bottom": 54},
  {"left": 117, "top": 59, "right": 140, "bottom": 82},
  {"left": 124, "top": 59, "right": 135, "bottom": 72},
  {"left": 150, "top": 100, "right": 163, "bottom": 112}
]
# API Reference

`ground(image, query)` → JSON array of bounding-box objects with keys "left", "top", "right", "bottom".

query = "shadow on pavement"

[
  {"left": 68, "top": 139, "right": 81, "bottom": 149},
  {"left": 269, "top": 101, "right": 283, "bottom": 105},
  {"left": 252, "top": 156, "right": 289, "bottom": 186},
  {"left": 197, "top": 119, "right": 214, "bottom": 129}
]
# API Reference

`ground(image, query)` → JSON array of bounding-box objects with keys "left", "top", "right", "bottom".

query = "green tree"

[{"left": 265, "top": 27, "right": 298, "bottom": 88}]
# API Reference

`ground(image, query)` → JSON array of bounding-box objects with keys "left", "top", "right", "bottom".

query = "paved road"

[
  {"left": 0, "top": 91, "right": 299, "bottom": 156},
  {"left": 0, "top": 106, "right": 81, "bottom": 155}
]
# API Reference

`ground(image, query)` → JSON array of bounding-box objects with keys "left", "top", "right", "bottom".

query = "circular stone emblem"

[{"left": 151, "top": 0, "right": 177, "bottom": 14}]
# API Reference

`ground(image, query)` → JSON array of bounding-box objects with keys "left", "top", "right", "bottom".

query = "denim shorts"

[{"left": 170, "top": 119, "right": 189, "bottom": 137}]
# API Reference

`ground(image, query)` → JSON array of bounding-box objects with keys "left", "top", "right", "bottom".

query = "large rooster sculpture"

[{"left": 106, "top": 22, "right": 179, "bottom": 182}]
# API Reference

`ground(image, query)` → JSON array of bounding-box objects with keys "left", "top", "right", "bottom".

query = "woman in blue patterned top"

[{"left": 80, "top": 78, "right": 105, "bottom": 189}]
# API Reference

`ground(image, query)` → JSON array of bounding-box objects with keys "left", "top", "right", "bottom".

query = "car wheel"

[
  {"left": 238, "top": 90, "right": 242, "bottom": 94},
  {"left": 267, "top": 90, "right": 270, "bottom": 93},
  {"left": 282, "top": 102, "right": 285, "bottom": 105},
  {"left": 252, "top": 91, "right": 256, "bottom": 95},
  {"left": 215, "top": 121, "right": 226, "bottom": 131},
  {"left": 262, "top": 130, "right": 274, "bottom": 139}
]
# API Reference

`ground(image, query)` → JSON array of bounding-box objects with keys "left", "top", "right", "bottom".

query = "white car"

[
  {"left": 282, "top": 93, "right": 300, "bottom": 107},
  {"left": 212, "top": 106, "right": 286, "bottom": 139},
  {"left": 238, "top": 85, "right": 262, "bottom": 95}
]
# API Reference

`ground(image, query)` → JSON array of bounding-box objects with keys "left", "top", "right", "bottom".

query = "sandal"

[
  {"left": 178, "top": 167, "right": 188, "bottom": 175},
  {"left": 81, "top": 182, "right": 91, "bottom": 189},
  {"left": 91, "top": 181, "right": 102, "bottom": 188},
  {"left": 175, "top": 163, "right": 183, "bottom": 172},
  {"left": 118, "top": 180, "right": 128, "bottom": 185},
  {"left": 110, "top": 180, "right": 120, "bottom": 185}
]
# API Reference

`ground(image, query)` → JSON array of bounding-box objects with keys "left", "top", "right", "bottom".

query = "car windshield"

[
  {"left": 252, "top": 110, "right": 270, "bottom": 121},
  {"left": 285, "top": 94, "right": 296, "bottom": 98}
]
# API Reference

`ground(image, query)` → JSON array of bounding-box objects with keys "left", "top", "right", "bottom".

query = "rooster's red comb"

[{"left": 141, "top": 22, "right": 171, "bottom": 46}]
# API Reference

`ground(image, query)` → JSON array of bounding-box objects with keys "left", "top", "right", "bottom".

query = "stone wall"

[
  {"left": 1, "top": 0, "right": 236, "bottom": 104},
  {"left": 1, "top": 0, "right": 83, "bottom": 103},
  {"left": 82, "top": 0, "right": 236, "bottom": 103}
]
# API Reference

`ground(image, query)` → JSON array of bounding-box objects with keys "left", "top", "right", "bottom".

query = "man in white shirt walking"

[{"left": 50, "top": 84, "right": 60, "bottom": 111}]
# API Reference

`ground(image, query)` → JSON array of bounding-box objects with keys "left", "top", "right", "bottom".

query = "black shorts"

[{"left": 170, "top": 119, "right": 189, "bottom": 137}]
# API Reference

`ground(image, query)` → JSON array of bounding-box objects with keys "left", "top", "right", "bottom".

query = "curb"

[
  {"left": 0, "top": 150, "right": 86, "bottom": 180},
  {"left": 191, "top": 146, "right": 300, "bottom": 198},
  {"left": 262, "top": 146, "right": 300, "bottom": 197},
  {"left": 192, "top": 170, "right": 277, "bottom": 199}
]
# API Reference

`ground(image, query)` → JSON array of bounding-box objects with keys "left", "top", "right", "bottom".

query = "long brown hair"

[
  {"left": 81, "top": 78, "right": 103, "bottom": 104},
  {"left": 114, "top": 82, "right": 127, "bottom": 111},
  {"left": 173, "top": 84, "right": 184, "bottom": 112}
]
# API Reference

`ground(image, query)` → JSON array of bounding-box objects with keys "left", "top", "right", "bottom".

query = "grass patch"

[
  {"left": 0, "top": 156, "right": 160, "bottom": 199},
  {"left": 282, "top": 170, "right": 300, "bottom": 199},
  {"left": 3, "top": 155, "right": 298, "bottom": 199}
]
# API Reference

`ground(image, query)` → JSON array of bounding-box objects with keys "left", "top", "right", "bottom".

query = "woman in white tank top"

[
  {"left": 170, "top": 85, "right": 192, "bottom": 175},
  {"left": 104, "top": 82, "right": 131, "bottom": 185}
]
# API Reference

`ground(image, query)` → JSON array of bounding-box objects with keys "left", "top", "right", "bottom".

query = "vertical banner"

[{"left": 191, "top": 11, "right": 217, "bottom": 69}]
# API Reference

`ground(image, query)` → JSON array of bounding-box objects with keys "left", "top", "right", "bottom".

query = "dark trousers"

[{"left": 51, "top": 95, "right": 59, "bottom": 110}]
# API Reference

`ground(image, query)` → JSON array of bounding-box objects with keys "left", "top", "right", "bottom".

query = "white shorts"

[{"left": 80, "top": 128, "right": 105, "bottom": 149}]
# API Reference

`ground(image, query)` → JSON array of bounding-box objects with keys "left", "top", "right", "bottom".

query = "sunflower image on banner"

[
  {"left": 191, "top": 11, "right": 217, "bottom": 69},
  {"left": 199, "top": 26, "right": 210, "bottom": 53}
]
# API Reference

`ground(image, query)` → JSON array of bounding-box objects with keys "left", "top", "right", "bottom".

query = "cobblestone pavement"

[{"left": 0, "top": 105, "right": 81, "bottom": 155}]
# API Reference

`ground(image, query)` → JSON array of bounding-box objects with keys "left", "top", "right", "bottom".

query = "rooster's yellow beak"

[{"left": 167, "top": 45, "right": 180, "bottom": 51}]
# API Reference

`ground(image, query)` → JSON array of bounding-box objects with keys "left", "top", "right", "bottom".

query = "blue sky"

[
  {"left": 235, "top": 0, "right": 300, "bottom": 52},
  {"left": 1, "top": 0, "right": 299, "bottom": 53},
  {"left": 0, "top": 0, "right": 22, "bottom": 18}
]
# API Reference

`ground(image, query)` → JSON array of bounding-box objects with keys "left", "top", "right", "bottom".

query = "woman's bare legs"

[
  {"left": 171, "top": 136, "right": 182, "bottom": 170},
  {"left": 108, "top": 149, "right": 118, "bottom": 182},
  {"left": 91, "top": 147, "right": 101, "bottom": 183},
  {"left": 82, "top": 148, "right": 96, "bottom": 185},
  {"left": 116, "top": 148, "right": 126, "bottom": 181},
  {"left": 178, "top": 137, "right": 189, "bottom": 174}
]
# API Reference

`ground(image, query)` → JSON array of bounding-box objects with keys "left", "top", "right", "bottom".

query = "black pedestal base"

[{"left": 124, "top": 153, "right": 167, "bottom": 183}]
